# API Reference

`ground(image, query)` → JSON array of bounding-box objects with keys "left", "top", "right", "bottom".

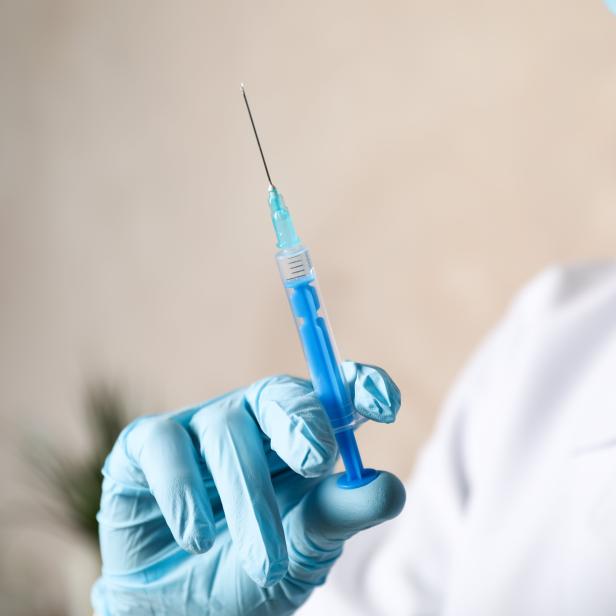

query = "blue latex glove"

[{"left": 92, "top": 361, "right": 405, "bottom": 616}]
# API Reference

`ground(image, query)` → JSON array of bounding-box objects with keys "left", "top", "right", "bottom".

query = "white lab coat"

[{"left": 299, "top": 261, "right": 616, "bottom": 616}]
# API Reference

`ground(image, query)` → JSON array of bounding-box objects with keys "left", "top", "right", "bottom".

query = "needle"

[{"left": 240, "top": 83, "right": 275, "bottom": 188}]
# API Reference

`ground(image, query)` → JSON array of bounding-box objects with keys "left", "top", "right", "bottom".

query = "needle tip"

[{"left": 241, "top": 83, "right": 274, "bottom": 187}]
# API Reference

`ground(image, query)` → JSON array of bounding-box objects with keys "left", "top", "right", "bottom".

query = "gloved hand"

[{"left": 92, "top": 361, "right": 405, "bottom": 616}]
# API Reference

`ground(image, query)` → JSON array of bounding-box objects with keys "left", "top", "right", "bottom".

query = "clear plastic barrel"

[{"left": 276, "top": 246, "right": 364, "bottom": 433}]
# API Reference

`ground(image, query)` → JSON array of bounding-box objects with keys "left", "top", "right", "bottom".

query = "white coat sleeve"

[{"left": 297, "top": 267, "right": 559, "bottom": 616}]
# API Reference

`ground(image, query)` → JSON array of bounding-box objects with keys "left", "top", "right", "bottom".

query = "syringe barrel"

[
  {"left": 276, "top": 244, "right": 378, "bottom": 488},
  {"left": 275, "top": 246, "right": 363, "bottom": 433}
]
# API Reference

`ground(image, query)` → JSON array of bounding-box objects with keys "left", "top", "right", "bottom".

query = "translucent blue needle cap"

[{"left": 269, "top": 186, "right": 301, "bottom": 249}]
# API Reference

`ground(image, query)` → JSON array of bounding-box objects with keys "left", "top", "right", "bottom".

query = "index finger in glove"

[
  {"left": 243, "top": 375, "right": 338, "bottom": 478},
  {"left": 244, "top": 362, "right": 401, "bottom": 479}
]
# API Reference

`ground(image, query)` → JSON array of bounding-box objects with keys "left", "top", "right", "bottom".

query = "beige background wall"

[{"left": 1, "top": 0, "right": 615, "bottom": 612}]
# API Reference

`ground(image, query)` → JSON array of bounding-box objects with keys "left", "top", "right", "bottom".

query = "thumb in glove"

[{"left": 280, "top": 471, "right": 406, "bottom": 598}]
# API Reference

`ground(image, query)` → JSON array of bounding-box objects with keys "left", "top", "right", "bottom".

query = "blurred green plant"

[{"left": 24, "top": 385, "right": 126, "bottom": 547}]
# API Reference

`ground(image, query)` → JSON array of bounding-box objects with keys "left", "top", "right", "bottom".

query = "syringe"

[{"left": 241, "top": 85, "right": 378, "bottom": 488}]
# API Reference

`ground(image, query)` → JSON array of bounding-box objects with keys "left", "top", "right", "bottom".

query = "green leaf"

[{"left": 22, "top": 382, "right": 128, "bottom": 544}]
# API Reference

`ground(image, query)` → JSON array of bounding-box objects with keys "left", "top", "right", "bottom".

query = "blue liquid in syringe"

[{"left": 287, "top": 278, "right": 378, "bottom": 488}]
